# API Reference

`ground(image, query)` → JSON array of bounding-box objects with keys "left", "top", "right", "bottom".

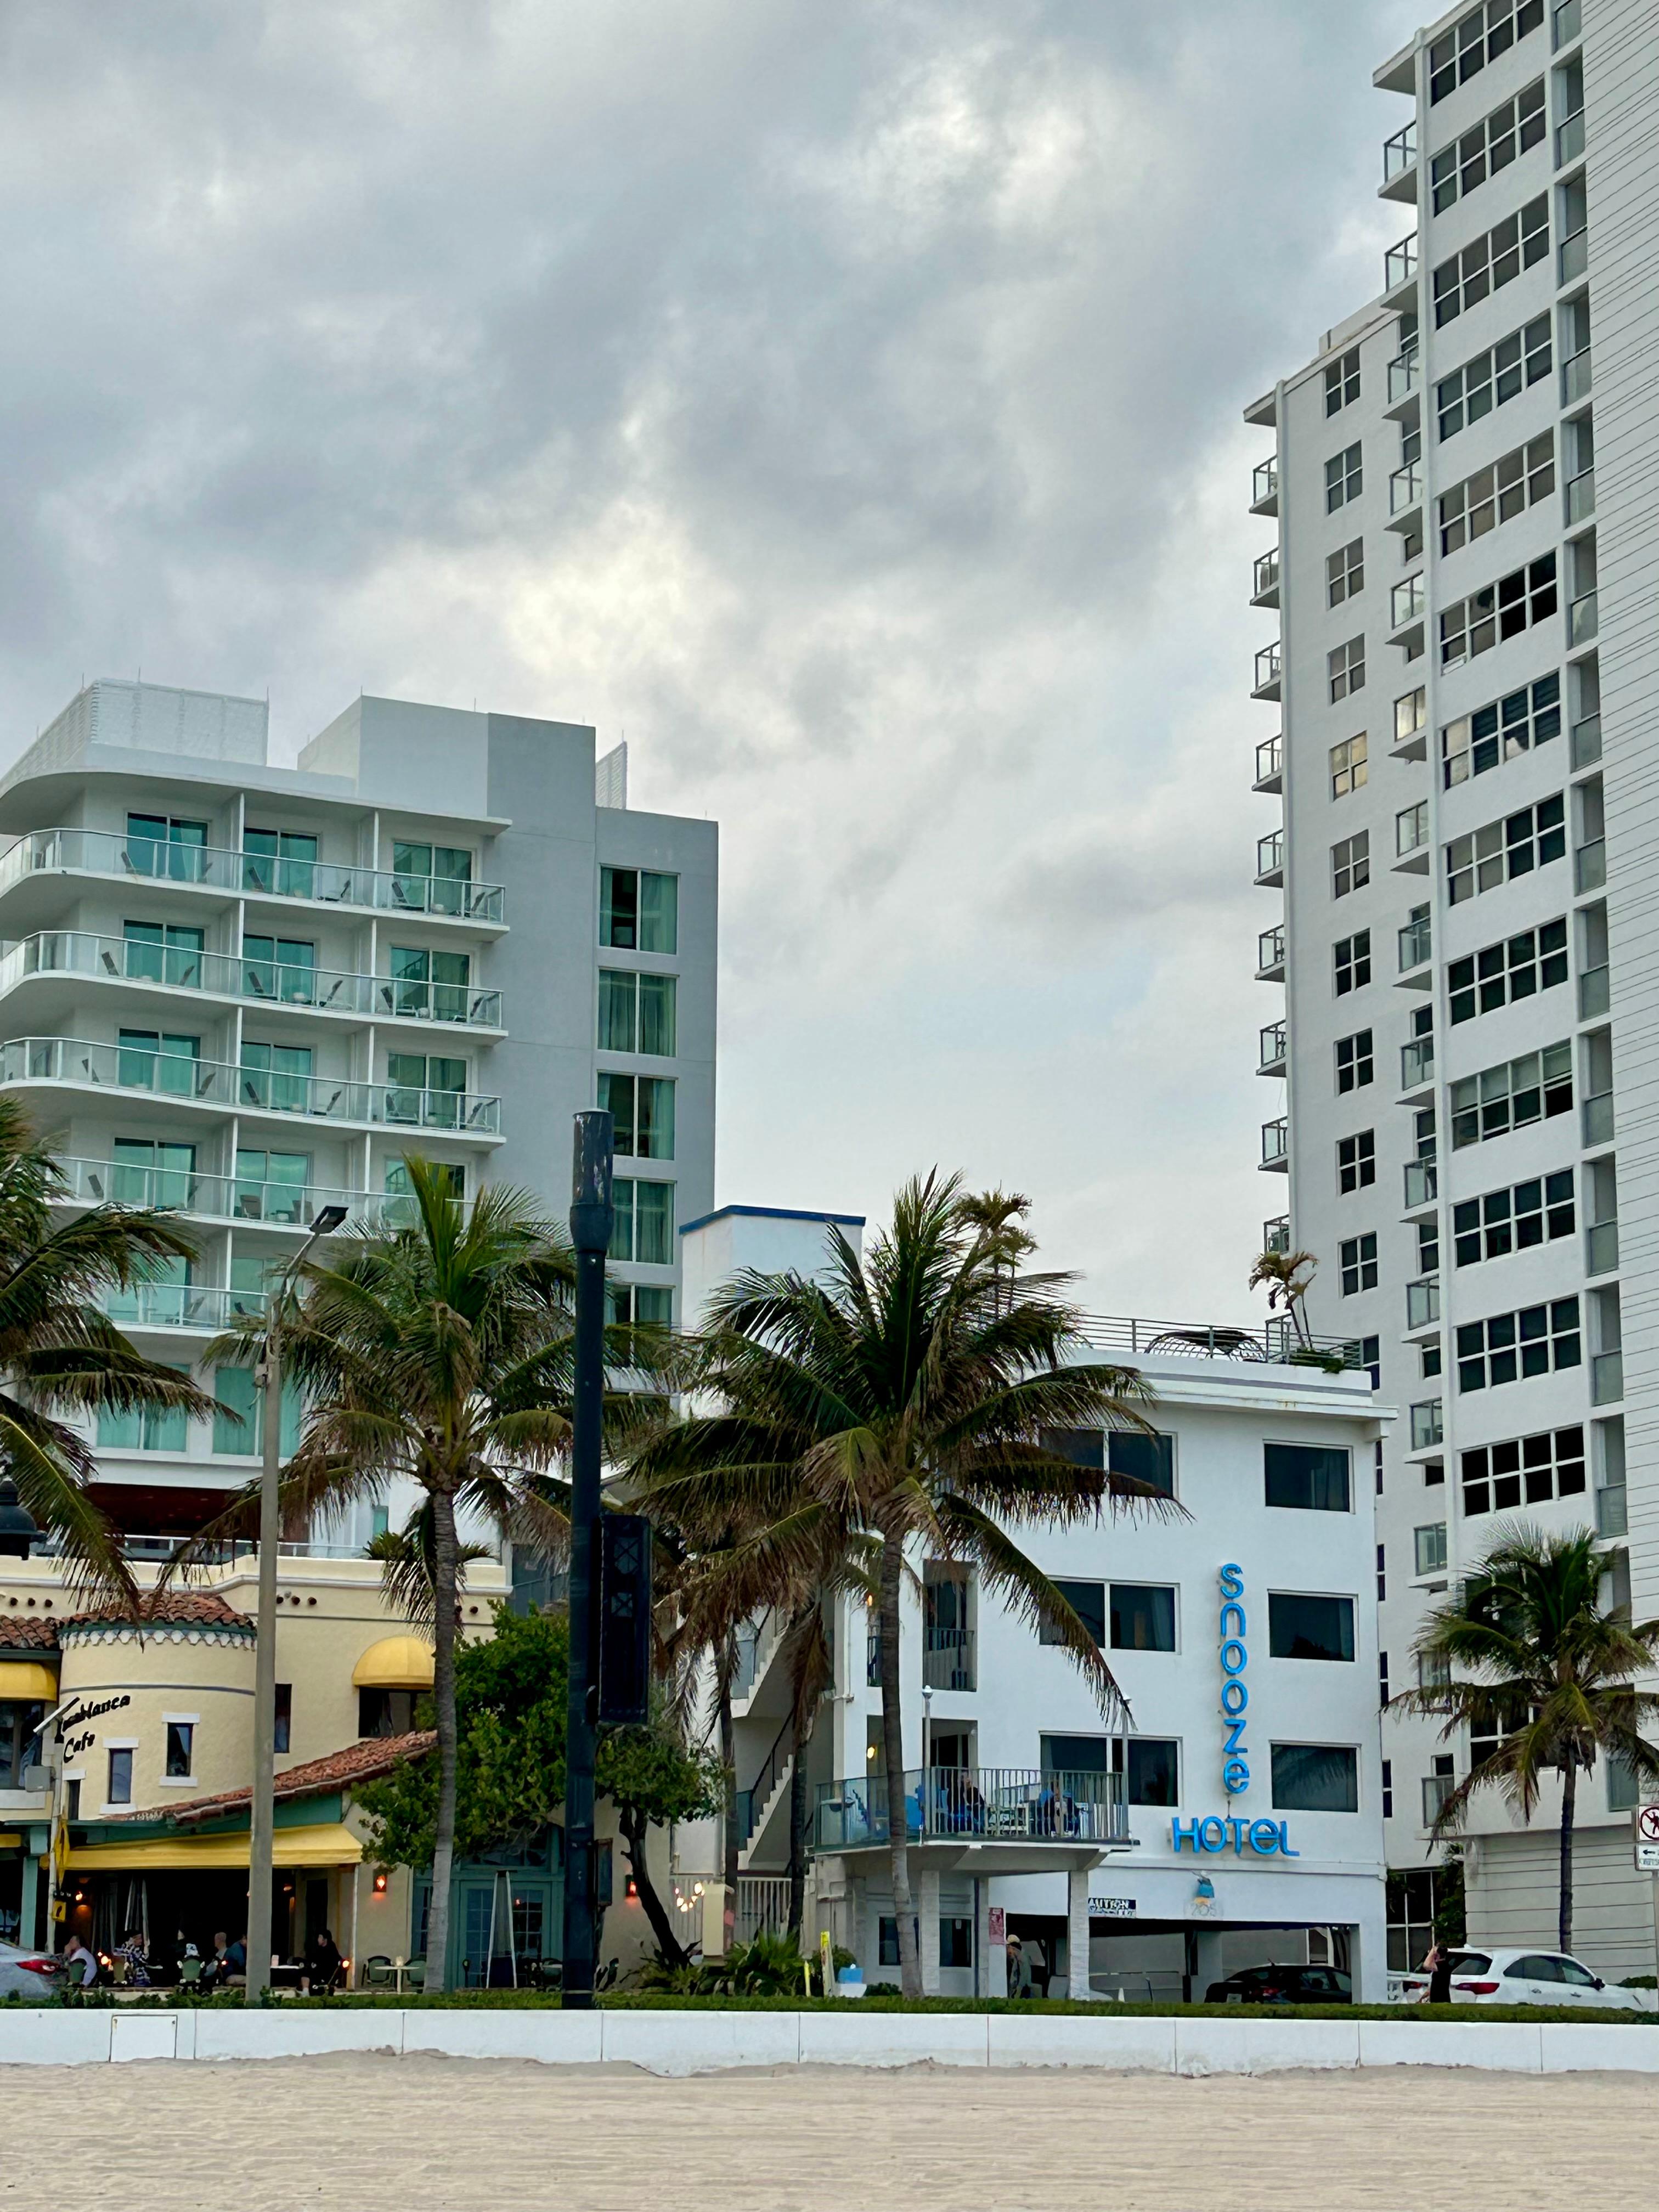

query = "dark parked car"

[{"left": 1206, "top": 1963, "right": 1353, "bottom": 2005}]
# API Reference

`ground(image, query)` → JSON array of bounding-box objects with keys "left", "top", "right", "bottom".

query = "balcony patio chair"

[
  {"left": 178, "top": 1955, "right": 205, "bottom": 1989},
  {"left": 403, "top": 1957, "right": 426, "bottom": 1993},
  {"left": 363, "top": 1955, "right": 395, "bottom": 1990}
]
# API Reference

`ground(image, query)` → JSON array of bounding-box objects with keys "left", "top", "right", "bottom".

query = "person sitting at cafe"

[
  {"left": 116, "top": 1927, "right": 151, "bottom": 1987},
  {"left": 306, "top": 1927, "right": 345, "bottom": 1993},
  {"left": 61, "top": 1933, "right": 100, "bottom": 1989},
  {"left": 207, "top": 1929, "right": 248, "bottom": 1987}
]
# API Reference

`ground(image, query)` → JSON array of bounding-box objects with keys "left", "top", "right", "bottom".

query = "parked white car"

[{"left": 1398, "top": 1947, "right": 1649, "bottom": 2010}]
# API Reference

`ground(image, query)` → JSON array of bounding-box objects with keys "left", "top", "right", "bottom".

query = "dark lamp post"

[
  {"left": 0, "top": 1476, "right": 39, "bottom": 1559},
  {"left": 562, "top": 1110, "right": 613, "bottom": 2008}
]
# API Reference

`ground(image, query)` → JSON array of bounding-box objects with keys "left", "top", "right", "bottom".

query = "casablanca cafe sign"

[{"left": 1168, "top": 1564, "right": 1297, "bottom": 1860}]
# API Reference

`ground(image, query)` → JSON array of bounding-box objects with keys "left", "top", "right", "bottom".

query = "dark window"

[
  {"left": 1041, "top": 1733, "right": 1111, "bottom": 1775},
  {"left": 165, "top": 1722, "right": 193, "bottom": 1778},
  {"left": 1339, "top": 1232, "right": 1378, "bottom": 1294},
  {"left": 1265, "top": 1442, "right": 1352, "bottom": 1513},
  {"left": 1041, "top": 1427, "right": 1103, "bottom": 1470},
  {"left": 1042, "top": 1579, "right": 1105, "bottom": 1647},
  {"left": 1118, "top": 1737, "right": 1178, "bottom": 1807},
  {"left": 1271, "top": 1743, "right": 1359, "bottom": 1813},
  {"left": 1338, "top": 1131, "right": 1376, "bottom": 1193},
  {"left": 359, "top": 1688, "right": 418, "bottom": 1738},
  {"left": 1108, "top": 1429, "right": 1175, "bottom": 1497},
  {"left": 1460, "top": 1425, "right": 1585, "bottom": 1517},
  {"left": 1334, "top": 931, "right": 1372, "bottom": 997},
  {"left": 1268, "top": 1593, "right": 1356, "bottom": 1663},
  {"left": 107, "top": 1747, "right": 133, "bottom": 1805},
  {"left": 274, "top": 1683, "right": 291, "bottom": 1756},
  {"left": 1336, "top": 1030, "right": 1374, "bottom": 1092},
  {"left": 878, "top": 1916, "right": 917, "bottom": 1967},
  {"left": 1455, "top": 1299, "right": 1580, "bottom": 1391},
  {"left": 1109, "top": 1585, "right": 1176, "bottom": 1652},
  {"left": 940, "top": 1917, "right": 973, "bottom": 1970}
]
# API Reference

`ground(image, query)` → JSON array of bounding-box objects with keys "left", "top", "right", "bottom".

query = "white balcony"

[
  {"left": 1255, "top": 829, "right": 1284, "bottom": 888},
  {"left": 1253, "top": 735, "right": 1283, "bottom": 794},
  {"left": 1251, "top": 550, "right": 1280, "bottom": 608},
  {"left": 1252, "top": 645, "right": 1282, "bottom": 702},
  {"left": 1258, "top": 1020, "right": 1286, "bottom": 1077},
  {"left": 1256, "top": 925, "right": 1285, "bottom": 983},
  {"left": 57, "top": 1155, "right": 429, "bottom": 1234},
  {"left": 1383, "top": 233, "right": 1418, "bottom": 305},
  {"left": 1260, "top": 1117, "right": 1289, "bottom": 1172},
  {"left": 1380, "top": 121, "right": 1418, "bottom": 203},
  {"left": 1250, "top": 458, "right": 1278, "bottom": 517}
]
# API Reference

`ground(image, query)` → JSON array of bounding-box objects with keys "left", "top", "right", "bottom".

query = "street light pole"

[
  {"left": 245, "top": 1204, "right": 347, "bottom": 2006},
  {"left": 562, "top": 1111, "right": 613, "bottom": 2009}
]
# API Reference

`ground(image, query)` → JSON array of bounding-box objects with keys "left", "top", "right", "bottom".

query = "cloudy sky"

[{"left": 1, "top": 0, "right": 1422, "bottom": 1318}]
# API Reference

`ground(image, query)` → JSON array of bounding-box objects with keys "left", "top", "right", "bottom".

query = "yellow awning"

[
  {"left": 68, "top": 1822, "right": 363, "bottom": 1872},
  {"left": 352, "top": 1635, "right": 434, "bottom": 1691},
  {"left": 0, "top": 1832, "right": 21, "bottom": 1849},
  {"left": 0, "top": 1660, "right": 58, "bottom": 1700}
]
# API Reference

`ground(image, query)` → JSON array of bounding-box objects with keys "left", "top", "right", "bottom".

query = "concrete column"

[
  {"left": 986, "top": 1895, "right": 1008, "bottom": 1997},
  {"left": 917, "top": 1866, "right": 941, "bottom": 1995},
  {"left": 1066, "top": 1867, "right": 1093, "bottom": 2000},
  {"left": 1351, "top": 1883, "right": 1390, "bottom": 2003},
  {"left": 1189, "top": 1927, "right": 1227, "bottom": 2001}
]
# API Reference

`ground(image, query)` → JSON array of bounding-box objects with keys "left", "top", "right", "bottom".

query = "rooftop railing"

[
  {"left": 0, "top": 827, "right": 505, "bottom": 924},
  {"left": 1071, "top": 1313, "right": 1368, "bottom": 1370},
  {"left": 815, "top": 1768, "right": 1129, "bottom": 1853},
  {"left": 0, "top": 929, "right": 503, "bottom": 1028},
  {"left": 0, "top": 1034, "right": 503, "bottom": 1135}
]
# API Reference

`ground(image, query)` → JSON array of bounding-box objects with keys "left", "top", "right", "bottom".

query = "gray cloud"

[{"left": 0, "top": 0, "right": 1418, "bottom": 1314}]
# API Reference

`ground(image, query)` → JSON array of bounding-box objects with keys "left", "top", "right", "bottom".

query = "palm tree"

[
  {"left": 627, "top": 1171, "right": 1170, "bottom": 1997},
  {"left": 200, "top": 1157, "right": 644, "bottom": 1993},
  {"left": 1248, "top": 1246, "right": 1318, "bottom": 1350},
  {"left": 0, "top": 1096, "right": 211, "bottom": 1594},
  {"left": 1392, "top": 1523, "right": 1659, "bottom": 1954}
]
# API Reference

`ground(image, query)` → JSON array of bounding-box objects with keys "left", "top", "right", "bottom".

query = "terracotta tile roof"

[
  {"left": 0, "top": 1610, "right": 63, "bottom": 1651},
  {"left": 135, "top": 1730, "right": 437, "bottom": 1826},
  {"left": 61, "top": 1590, "right": 253, "bottom": 1637}
]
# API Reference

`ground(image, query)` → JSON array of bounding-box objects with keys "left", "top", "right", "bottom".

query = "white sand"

[{"left": 3, "top": 2055, "right": 1652, "bottom": 2209}]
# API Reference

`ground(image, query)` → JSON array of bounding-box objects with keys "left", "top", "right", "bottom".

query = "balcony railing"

[
  {"left": 1398, "top": 910, "right": 1432, "bottom": 972},
  {"left": 1406, "top": 1277, "right": 1441, "bottom": 1331},
  {"left": 1390, "top": 462, "right": 1423, "bottom": 516},
  {"left": 1591, "top": 1351, "right": 1624, "bottom": 1407},
  {"left": 1075, "top": 1312, "right": 1367, "bottom": 1370},
  {"left": 1554, "top": 0, "right": 1581, "bottom": 47},
  {"left": 1560, "top": 227, "right": 1588, "bottom": 285},
  {"left": 1556, "top": 110, "right": 1585, "bottom": 167},
  {"left": 1583, "top": 1089, "right": 1613, "bottom": 1148},
  {"left": 1263, "top": 1215, "right": 1290, "bottom": 1257},
  {"left": 1565, "top": 467, "right": 1595, "bottom": 527},
  {"left": 1257, "top": 924, "right": 1285, "bottom": 979},
  {"left": 0, "top": 827, "right": 505, "bottom": 923},
  {"left": 1251, "top": 457, "right": 1278, "bottom": 512},
  {"left": 1596, "top": 1486, "right": 1628, "bottom": 1541},
  {"left": 101, "top": 1282, "right": 266, "bottom": 1331},
  {"left": 1579, "top": 964, "right": 1610, "bottom": 1020},
  {"left": 1575, "top": 839, "right": 1606, "bottom": 895},
  {"left": 1383, "top": 121, "right": 1418, "bottom": 184},
  {"left": 1570, "top": 590, "right": 1599, "bottom": 647},
  {"left": 1391, "top": 575, "right": 1425, "bottom": 631},
  {"left": 0, "top": 1034, "right": 503, "bottom": 1135},
  {"left": 1252, "top": 550, "right": 1280, "bottom": 601},
  {"left": 1255, "top": 735, "right": 1283, "bottom": 789},
  {"left": 1571, "top": 713, "right": 1602, "bottom": 769},
  {"left": 1387, "top": 348, "right": 1420, "bottom": 405},
  {"left": 1410, "top": 1399, "right": 1443, "bottom": 1451},
  {"left": 1261, "top": 1116, "right": 1289, "bottom": 1169},
  {"left": 1385, "top": 233, "right": 1419, "bottom": 294},
  {"left": 1256, "top": 829, "right": 1284, "bottom": 882},
  {"left": 815, "top": 1768, "right": 1128, "bottom": 1853},
  {"left": 57, "top": 1155, "right": 421, "bottom": 1232},
  {"left": 1396, "top": 802, "right": 1429, "bottom": 862},
  {"left": 922, "top": 1626, "right": 977, "bottom": 1692},
  {"left": 1401, "top": 1037, "right": 1435, "bottom": 1092},
  {"left": 1259, "top": 1020, "right": 1286, "bottom": 1073},
  {"left": 1586, "top": 1220, "right": 1620, "bottom": 1276},
  {"left": 0, "top": 929, "right": 503, "bottom": 1028},
  {"left": 1253, "top": 645, "right": 1282, "bottom": 698},
  {"left": 1562, "top": 347, "right": 1593, "bottom": 407},
  {"left": 1404, "top": 1159, "right": 1437, "bottom": 1210}
]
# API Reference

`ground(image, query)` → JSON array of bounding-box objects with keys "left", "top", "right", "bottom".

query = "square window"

[
  {"left": 1271, "top": 1743, "right": 1358, "bottom": 1813},
  {"left": 1338, "top": 1131, "right": 1376, "bottom": 1194},
  {"left": 1329, "top": 733, "right": 1368, "bottom": 798},
  {"left": 1324, "top": 348, "right": 1361, "bottom": 416},
  {"left": 1325, "top": 442, "right": 1363, "bottom": 512},
  {"left": 1336, "top": 1029, "right": 1374, "bottom": 1092},
  {"left": 1042, "top": 1578, "right": 1106, "bottom": 1647},
  {"left": 1109, "top": 1585, "right": 1177, "bottom": 1652},
  {"left": 1268, "top": 1593, "right": 1355, "bottom": 1662},
  {"left": 1265, "top": 1442, "right": 1351, "bottom": 1513},
  {"left": 1334, "top": 931, "right": 1372, "bottom": 997},
  {"left": 1331, "top": 831, "right": 1370, "bottom": 899},
  {"left": 1329, "top": 637, "right": 1366, "bottom": 703},
  {"left": 1327, "top": 538, "right": 1364, "bottom": 607},
  {"left": 1339, "top": 1233, "right": 1378, "bottom": 1296}
]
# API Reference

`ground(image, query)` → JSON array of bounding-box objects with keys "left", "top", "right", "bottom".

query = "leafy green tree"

[
  {"left": 0, "top": 1097, "right": 211, "bottom": 1593},
  {"left": 357, "top": 1604, "right": 719, "bottom": 1967},
  {"left": 627, "top": 1170, "right": 1168, "bottom": 1998},
  {"left": 1392, "top": 1524, "right": 1659, "bottom": 1953}
]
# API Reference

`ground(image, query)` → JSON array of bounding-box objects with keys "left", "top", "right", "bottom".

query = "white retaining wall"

[{"left": 4, "top": 2010, "right": 1659, "bottom": 2074}]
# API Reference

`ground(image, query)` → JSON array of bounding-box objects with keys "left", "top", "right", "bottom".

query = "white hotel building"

[
  {"left": 1246, "top": 0, "right": 1657, "bottom": 1974},
  {"left": 682, "top": 1210, "right": 1391, "bottom": 2003},
  {"left": 0, "top": 678, "right": 716, "bottom": 1555}
]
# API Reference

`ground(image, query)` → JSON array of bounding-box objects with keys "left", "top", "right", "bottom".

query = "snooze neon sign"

[{"left": 1218, "top": 1561, "right": 1249, "bottom": 1796}]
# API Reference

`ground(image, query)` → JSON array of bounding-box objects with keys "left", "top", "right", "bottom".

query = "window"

[
  {"left": 607, "top": 1282, "right": 674, "bottom": 1327},
  {"left": 939, "top": 1917, "right": 973, "bottom": 1970},
  {"left": 1325, "top": 348, "right": 1361, "bottom": 416},
  {"left": 1428, "top": 0, "right": 1545, "bottom": 105},
  {"left": 1429, "top": 78, "right": 1547, "bottom": 212},
  {"left": 1446, "top": 795, "right": 1565, "bottom": 902},
  {"left": 212, "top": 1364, "right": 300, "bottom": 1458},
  {"left": 116, "top": 1028, "right": 200, "bottom": 1096},
  {"left": 244, "top": 827, "right": 321, "bottom": 900},
  {"left": 240, "top": 1039, "right": 314, "bottom": 1114},
  {"left": 597, "top": 1071, "right": 675, "bottom": 1160},
  {"left": 389, "top": 841, "right": 472, "bottom": 915},
  {"left": 126, "top": 811, "right": 209, "bottom": 880},
  {"left": 1108, "top": 1429, "right": 1176, "bottom": 1498},
  {"left": 1334, "top": 931, "right": 1370, "bottom": 997},
  {"left": 123, "top": 920, "right": 204, "bottom": 989},
  {"left": 597, "top": 970, "right": 678, "bottom": 1057},
  {"left": 1268, "top": 1593, "right": 1356, "bottom": 1662},
  {"left": 1336, "top": 1030, "right": 1374, "bottom": 1093},
  {"left": 1325, "top": 442, "right": 1363, "bottom": 512},
  {"left": 1327, "top": 538, "right": 1364, "bottom": 606},
  {"left": 1438, "top": 435, "right": 1554, "bottom": 556},
  {"left": 1338, "top": 1132, "right": 1375, "bottom": 1194},
  {"left": 1109, "top": 1585, "right": 1176, "bottom": 1653},
  {"left": 1339, "top": 1234, "right": 1378, "bottom": 1295},
  {"left": 106, "top": 1747, "right": 133, "bottom": 1805},
  {"left": 1453, "top": 1170, "right": 1574, "bottom": 1264},
  {"left": 1381, "top": 1758, "right": 1393, "bottom": 1820},
  {"left": 1265, "top": 1442, "right": 1351, "bottom": 1513},
  {"left": 1436, "top": 317, "right": 1553, "bottom": 440},
  {"left": 1108, "top": 1737, "right": 1179, "bottom": 1807},
  {"left": 1441, "top": 672, "right": 1560, "bottom": 787},
  {"left": 1461, "top": 1424, "right": 1584, "bottom": 1517},
  {"left": 1424, "top": 1754, "right": 1456, "bottom": 1822},
  {"left": 1329, "top": 639, "right": 1365, "bottom": 703},
  {"left": 1455, "top": 1297, "right": 1581, "bottom": 1390},
  {"left": 1271, "top": 1743, "right": 1359, "bottom": 1813},
  {"left": 1440, "top": 554, "right": 1557, "bottom": 668},
  {"left": 110, "top": 1138, "right": 195, "bottom": 1210},
  {"left": 1414, "top": 1523, "right": 1448, "bottom": 1576},
  {"left": 388, "top": 945, "right": 473, "bottom": 1023},
  {"left": 383, "top": 1052, "right": 466, "bottom": 1127},
  {"left": 1450, "top": 1041, "right": 1572, "bottom": 1147},
  {"left": 1329, "top": 735, "right": 1367, "bottom": 801},
  {"left": 1447, "top": 917, "right": 1567, "bottom": 1023},
  {"left": 165, "top": 1722, "right": 194, "bottom": 1779},
  {"left": 600, "top": 866, "right": 679, "bottom": 954},
  {"left": 609, "top": 1179, "right": 674, "bottom": 1266},
  {"left": 1432, "top": 194, "right": 1548, "bottom": 326},
  {"left": 1041, "top": 1579, "right": 1105, "bottom": 1647},
  {"left": 240, "top": 933, "right": 315, "bottom": 1005},
  {"left": 1331, "top": 831, "right": 1369, "bottom": 899},
  {"left": 1396, "top": 687, "right": 1427, "bottom": 748},
  {"left": 274, "top": 1684, "right": 292, "bottom": 1757},
  {"left": 359, "top": 1689, "right": 417, "bottom": 1739},
  {"left": 99, "top": 1362, "right": 190, "bottom": 1452},
  {"left": 1415, "top": 1217, "right": 1441, "bottom": 1278},
  {"left": 1607, "top": 1753, "right": 1640, "bottom": 1815}
]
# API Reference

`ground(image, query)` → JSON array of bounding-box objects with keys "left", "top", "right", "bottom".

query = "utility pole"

[
  {"left": 246, "top": 1203, "right": 347, "bottom": 2005},
  {"left": 562, "top": 1111, "right": 613, "bottom": 2007}
]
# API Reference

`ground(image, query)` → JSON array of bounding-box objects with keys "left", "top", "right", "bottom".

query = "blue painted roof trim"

[{"left": 679, "top": 1204, "right": 866, "bottom": 1237}]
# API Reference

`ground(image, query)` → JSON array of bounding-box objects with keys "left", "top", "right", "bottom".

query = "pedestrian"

[
  {"left": 1006, "top": 1932, "right": 1033, "bottom": 2000},
  {"left": 306, "top": 1926, "right": 345, "bottom": 1993},
  {"left": 1423, "top": 1942, "right": 1454, "bottom": 2005}
]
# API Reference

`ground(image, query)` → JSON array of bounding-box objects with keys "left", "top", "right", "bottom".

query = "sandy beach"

[{"left": 2, "top": 2055, "right": 1650, "bottom": 2210}]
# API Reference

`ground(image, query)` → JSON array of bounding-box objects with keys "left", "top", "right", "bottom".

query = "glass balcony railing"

[
  {"left": 1586, "top": 1220, "right": 1620, "bottom": 1277},
  {"left": 1391, "top": 575, "right": 1425, "bottom": 630},
  {"left": 1562, "top": 347, "right": 1593, "bottom": 407},
  {"left": 56, "top": 1155, "right": 432, "bottom": 1233},
  {"left": 1387, "top": 348, "right": 1420, "bottom": 405},
  {"left": 0, "top": 929, "right": 503, "bottom": 1028},
  {"left": 1565, "top": 468, "right": 1595, "bottom": 526},
  {"left": 1596, "top": 1486, "right": 1628, "bottom": 1541},
  {"left": 1583, "top": 1090, "right": 1614, "bottom": 1148},
  {"left": 1410, "top": 1399, "right": 1443, "bottom": 1451},
  {"left": 1404, "top": 1159, "right": 1437, "bottom": 1210},
  {"left": 1575, "top": 839, "right": 1606, "bottom": 895},
  {"left": 1571, "top": 713, "right": 1602, "bottom": 769},
  {"left": 1383, "top": 122, "right": 1418, "bottom": 183},
  {"left": 1261, "top": 1118, "right": 1289, "bottom": 1168},
  {"left": 0, "top": 1034, "right": 502, "bottom": 1135},
  {"left": 1554, "top": 0, "right": 1582, "bottom": 48},
  {"left": 1570, "top": 590, "right": 1599, "bottom": 647},
  {"left": 1390, "top": 462, "right": 1423, "bottom": 516},
  {"left": 0, "top": 827, "right": 505, "bottom": 923},
  {"left": 1254, "top": 645, "right": 1282, "bottom": 696},
  {"left": 1396, "top": 802, "right": 1429, "bottom": 861},
  {"left": 1591, "top": 1351, "right": 1624, "bottom": 1407},
  {"left": 1259, "top": 1020, "right": 1286, "bottom": 1071},
  {"left": 1579, "top": 965, "right": 1610, "bottom": 1020},
  {"left": 1251, "top": 457, "right": 1279, "bottom": 511},
  {"left": 1401, "top": 1038, "right": 1435, "bottom": 1092},
  {"left": 1406, "top": 1278, "right": 1440, "bottom": 1331},
  {"left": 1556, "top": 110, "right": 1585, "bottom": 167},
  {"left": 1398, "top": 910, "right": 1432, "bottom": 972},
  {"left": 101, "top": 1282, "right": 267, "bottom": 1331},
  {"left": 1385, "top": 233, "right": 1419, "bottom": 294},
  {"left": 1263, "top": 1215, "right": 1291, "bottom": 1256},
  {"left": 1257, "top": 924, "right": 1285, "bottom": 977},
  {"left": 1256, "top": 830, "right": 1284, "bottom": 880},
  {"left": 1253, "top": 550, "right": 1280, "bottom": 600},
  {"left": 815, "top": 1768, "right": 1128, "bottom": 1853},
  {"left": 1255, "top": 735, "right": 1283, "bottom": 787},
  {"left": 1560, "top": 228, "right": 1588, "bottom": 285}
]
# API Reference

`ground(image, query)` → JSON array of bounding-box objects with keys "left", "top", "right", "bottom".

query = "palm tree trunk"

[
  {"left": 787, "top": 1735, "right": 809, "bottom": 1940},
  {"left": 878, "top": 1530, "right": 921, "bottom": 1997},
  {"left": 718, "top": 1646, "right": 738, "bottom": 1955},
  {"left": 619, "top": 1803, "right": 689, "bottom": 1968},
  {"left": 1559, "top": 1753, "right": 1577, "bottom": 1956},
  {"left": 424, "top": 1483, "right": 460, "bottom": 1995}
]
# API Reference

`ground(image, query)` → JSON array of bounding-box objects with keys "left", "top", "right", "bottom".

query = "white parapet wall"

[{"left": 5, "top": 2010, "right": 1659, "bottom": 2075}]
